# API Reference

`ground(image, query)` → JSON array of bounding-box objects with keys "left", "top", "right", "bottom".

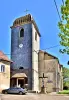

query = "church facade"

[
  {"left": 38, "top": 50, "right": 63, "bottom": 92},
  {"left": 10, "top": 14, "right": 63, "bottom": 93}
]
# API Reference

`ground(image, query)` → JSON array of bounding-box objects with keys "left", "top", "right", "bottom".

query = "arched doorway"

[{"left": 11, "top": 73, "right": 28, "bottom": 88}]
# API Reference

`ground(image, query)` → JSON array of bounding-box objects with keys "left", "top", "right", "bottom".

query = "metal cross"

[
  {"left": 24, "top": 9, "right": 29, "bottom": 15},
  {"left": 39, "top": 73, "right": 48, "bottom": 87}
]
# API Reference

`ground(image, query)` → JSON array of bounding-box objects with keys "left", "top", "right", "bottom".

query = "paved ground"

[{"left": 0, "top": 93, "right": 69, "bottom": 100}]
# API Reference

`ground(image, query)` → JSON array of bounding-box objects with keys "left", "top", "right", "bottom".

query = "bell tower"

[{"left": 10, "top": 14, "right": 41, "bottom": 91}]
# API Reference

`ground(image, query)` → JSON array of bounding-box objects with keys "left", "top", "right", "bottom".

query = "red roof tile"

[{"left": 0, "top": 51, "right": 12, "bottom": 62}]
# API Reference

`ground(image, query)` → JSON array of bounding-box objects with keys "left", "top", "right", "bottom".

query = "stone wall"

[
  {"left": 32, "top": 23, "right": 40, "bottom": 92},
  {"left": 38, "top": 50, "right": 62, "bottom": 92},
  {"left": 11, "top": 68, "right": 32, "bottom": 90},
  {"left": 11, "top": 23, "right": 32, "bottom": 90},
  {"left": 11, "top": 21, "right": 40, "bottom": 91},
  {"left": 39, "top": 59, "right": 58, "bottom": 92},
  {"left": 11, "top": 23, "right": 32, "bottom": 69},
  {"left": 57, "top": 64, "right": 63, "bottom": 91},
  {"left": 0, "top": 61, "right": 10, "bottom": 93}
]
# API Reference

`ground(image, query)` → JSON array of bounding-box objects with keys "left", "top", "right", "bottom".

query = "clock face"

[{"left": 19, "top": 44, "right": 23, "bottom": 48}]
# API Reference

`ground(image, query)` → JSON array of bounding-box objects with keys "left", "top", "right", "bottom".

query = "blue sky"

[{"left": 0, "top": 0, "right": 69, "bottom": 68}]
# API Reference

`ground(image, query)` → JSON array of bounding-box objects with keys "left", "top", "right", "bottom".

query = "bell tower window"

[
  {"left": 20, "top": 28, "right": 24, "bottom": 38},
  {"left": 19, "top": 67, "right": 24, "bottom": 69},
  {"left": 35, "top": 32, "right": 37, "bottom": 41}
]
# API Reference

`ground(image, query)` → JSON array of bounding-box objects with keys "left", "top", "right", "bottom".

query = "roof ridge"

[{"left": 39, "top": 50, "right": 58, "bottom": 59}]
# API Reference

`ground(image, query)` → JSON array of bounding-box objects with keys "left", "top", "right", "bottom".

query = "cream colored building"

[{"left": 0, "top": 51, "right": 12, "bottom": 93}]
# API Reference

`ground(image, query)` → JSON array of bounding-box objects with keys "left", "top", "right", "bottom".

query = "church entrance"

[
  {"left": 11, "top": 73, "right": 28, "bottom": 89},
  {"left": 18, "top": 79, "right": 24, "bottom": 88},
  {"left": 11, "top": 77, "right": 28, "bottom": 88}
]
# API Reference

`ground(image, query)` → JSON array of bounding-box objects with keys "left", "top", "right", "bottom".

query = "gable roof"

[
  {"left": 39, "top": 50, "right": 58, "bottom": 60},
  {"left": 0, "top": 51, "right": 12, "bottom": 62}
]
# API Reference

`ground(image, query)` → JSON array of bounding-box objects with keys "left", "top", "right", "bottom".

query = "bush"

[
  {"left": 58, "top": 90, "right": 69, "bottom": 94},
  {"left": 63, "top": 86, "right": 69, "bottom": 90}
]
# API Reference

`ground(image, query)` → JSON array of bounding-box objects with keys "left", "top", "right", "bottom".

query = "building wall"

[
  {"left": 11, "top": 21, "right": 40, "bottom": 91},
  {"left": 32, "top": 24, "right": 40, "bottom": 91},
  {"left": 11, "top": 23, "right": 32, "bottom": 89},
  {"left": 38, "top": 51, "right": 62, "bottom": 92},
  {"left": 11, "top": 23, "right": 32, "bottom": 69},
  {"left": 10, "top": 68, "right": 32, "bottom": 89},
  {"left": 44, "top": 53, "right": 55, "bottom": 60},
  {"left": 57, "top": 64, "right": 63, "bottom": 91},
  {"left": 60, "top": 66, "right": 63, "bottom": 91},
  {"left": 0, "top": 61, "right": 10, "bottom": 92}
]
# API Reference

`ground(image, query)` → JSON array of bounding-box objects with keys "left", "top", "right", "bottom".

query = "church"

[{"left": 10, "top": 14, "right": 63, "bottom": 93}]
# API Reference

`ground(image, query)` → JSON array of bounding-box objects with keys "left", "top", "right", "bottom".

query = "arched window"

[
  {"left": 21, "top": 20, "right": 22, "bottom": 23},
  {"left": 19, "top": 67, "right": 24, "bottom": 69},
  {"left": 19, "top": 20, "right": 20, "bottom": 24},
  {"left": 20, "top": 28, "right": 24, "bottom": 38},
  {"left": 35, "top": 32, "right": 37, "bottom": 41},
  {"left": 16, "top": 21, "right": 18, "bottom": 24}
]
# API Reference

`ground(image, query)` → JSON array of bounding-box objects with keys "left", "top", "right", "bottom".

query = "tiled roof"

[
  {"left": 0, "top": 51, "right": 12, "bottom": 62},
  {"left": 39, "top": 50, "right": 58, "bottom": 59},
  {"left": 12, "top": 73, "right": 27, "bottom": 78}
]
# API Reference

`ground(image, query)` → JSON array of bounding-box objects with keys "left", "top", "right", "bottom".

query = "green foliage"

[
  {"left": 63, "top": 67, "right": 69, "bottom": 89},
  {"left": 58, "top": 90, "right": 69, "bottom": 94},
  {"left": 63, "top": 67, "right": 69, "bottom": 79},
  {"left": 58, "top": 0, "right": 69, "bottom": 54},
  {"left": 63, "top": 81, "right": 69, "bottom": 88}
]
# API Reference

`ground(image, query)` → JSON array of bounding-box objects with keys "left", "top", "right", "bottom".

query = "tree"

[
  {"left": 58, "top": 0, "right": 69, "bottom": 54},
  {"left": 63, "top": 67, "right": 69, "bottom": 79},
  {"left": 62, "top": 67, "right": 69, "bottom": 89}
]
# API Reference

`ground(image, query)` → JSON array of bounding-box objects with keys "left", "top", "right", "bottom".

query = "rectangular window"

[
  {"left": 1, "top": 65, "right": 5, "bottom": 72},
  {"left": 35, "top": 32, "right": 37, "bottom": 41}
]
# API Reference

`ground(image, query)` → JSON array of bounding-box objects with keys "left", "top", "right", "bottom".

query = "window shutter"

[
  {"left": 1, "top": 65, "right": 2, "bottom": 72},
  {"left": 1, "top": 65, "right": 5, "bottom": 72}
]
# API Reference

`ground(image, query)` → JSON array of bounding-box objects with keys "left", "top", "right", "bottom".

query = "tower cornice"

[{"left": 10, "top": 14, "right": 41, "bottom": 37}]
